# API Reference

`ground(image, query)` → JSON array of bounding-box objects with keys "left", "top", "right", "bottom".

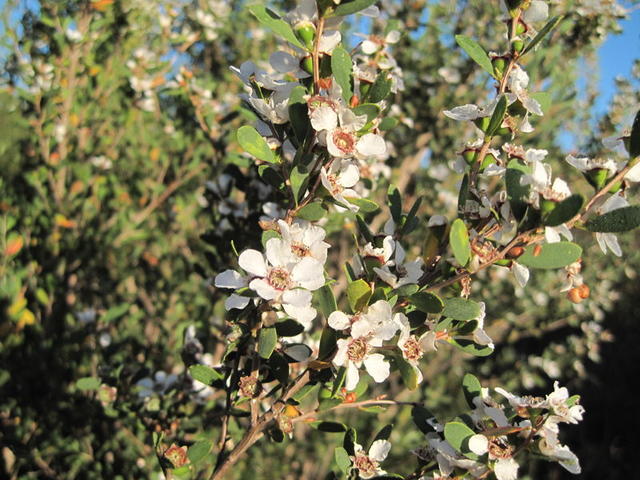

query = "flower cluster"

[{"left": 415, "top": 381, "right": 585, "bottom": 479}]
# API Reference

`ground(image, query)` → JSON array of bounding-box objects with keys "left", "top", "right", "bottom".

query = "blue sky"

[{"left": 593, "top": 6, "right": 639, "bottom": 115}]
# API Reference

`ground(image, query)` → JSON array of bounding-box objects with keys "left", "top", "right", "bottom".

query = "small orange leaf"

[
  {"left": 5, "top": 235, "right": 23, "bottom": 257},
  {"left": 55, "top": 214, "right": 77, "bottom": 229},
  {"left": 91, "top": 0, "right": 114, "bottom": 12}
]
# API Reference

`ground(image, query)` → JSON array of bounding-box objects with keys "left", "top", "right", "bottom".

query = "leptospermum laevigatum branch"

[{"left": 169, "top": 1, "right": 640, "bottom": 479}]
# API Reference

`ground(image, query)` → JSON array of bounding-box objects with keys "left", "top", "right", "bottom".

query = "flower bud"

[
  {"left": 494, "top": 259, "right": 512, "bottom": 267},
  {"left": 540, "top": 198, "right": 557, "bottom": 216},
  {"left": 462, "top": 148, "right": 477, "bottom": 165},
  {"left": 295, "top": 23, "right": 316, "bottom": 51},
  {"left": 480, "top": 152, "right": 497, "bottom": 171},
  {"left": 506, "top": 246, "right": 525, "bottom": 259},
  {"left": 515, "top": 20, "right": 527, "bottom": 36},
  {"left": 349, "top": 95, "right": 360, "bottom": 108},
  {"left": 474, "top": 116, "right": 491, "bottom": 133},
  {"left": 577, "top": 283, "right": 590, "bottom": 299},
  {"left": 586, "top": 168, "right": 610, "bottom": 190},
  {"left": 301, "top": 56, "right": 314, "bottom": 75},
  {"left": 567, "top": 288, "right": 583, "bottom": 304},
  {"left": 511, "top": 39, "right": 525, "bottom": 54},
  {"left": 492, "top": 56, "right": 508, "bottom": 79}
]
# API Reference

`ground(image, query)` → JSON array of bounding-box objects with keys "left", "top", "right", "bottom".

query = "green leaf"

[
  {"left": 343, "top": 429, "right": 357, "bottom": 455},
  {"left": 189, "top": 365, "right": 223, "bottom": 385},
  {"left": 247, "top": 5, "right": 305, "bottom": 49},
  {"left": 450, "top": 338, "right": 494, "bottom": 357},
  {"left": 374, "top": 424, "right": 393, "bottom": 442},
  {"left": 283, "top": 343, "right": 312, "bottom": 362},
  {"left": 258, "top": 327, "right": 278, "bottom": 359},
  {"left": 347, "top": 279, "right": 373, "bottom": 312},
  {"left": 261, "top": 229, "right": 280, "bottom": 248},
  {"left": 586, "top": 205, "right": 640, "bottom": 233},
  {"left": 332, "top": 366, "right": 347, "bottom": 396},
  {"left": 454, "top": 35, "right": 494, "bottom": 76},
  {"left": 102, "top": 304, "right": 129, "bottom": 324},
  {"left": 444, "top": 421, "right": 477, "bottom": 458},
  {"left": 367, "top": 72, "right": 393, "bottom": 103},
  {"left": 328, "top": 0, "right": 378, "bottom": 17},
  {"left": 457, "top": 174, "right": 469, "bottom": 215},
  {"left": 522, "top": 15, "right": 565, "bottom": 56},
  {"left": 319, "top": 327, "right": 337, "bottom": 360},
  {"left": 442, "top": 298, "right": 481, "bottom": 321},
  {"left": 76, "top": 377, "right": 100, "bottom": 391},
  {"left": 393, "top": 284, "right": 419, "bottom": 298},
  {"left": 388, "top": 185, "right": 402, "bottom": 223},
  {"left": 355, "top": 215, "right": 374, "bottom": 243},
  {"left": 331, "top": 46, "right": 352, "bottom": 102},
  {"left": 268, "top": 352, "right": 289, "bottom": 384},
  {"left": 352, "top": 103, "right": 380, "bottom": 123},
  {"left": 296, "top": 202, "right": 328, "bottom": 221},
  {"left": 237, "top": 126, "right": 277, "bottom": 164},
  {"left": 395, "top": 355, "right": 418, "bottom": 390},
  {"left": 630, "top": 110, "right": 640, "bottom": 158},
  {"left": 316, "top": 284, "right": 337, "bottom": 319},
  {"left": 290, "top": 166, "right": 309, "bottom": 205},
  {"left": 486, "top": 95, "right": 507, "bottom": 136},
  {"left": 292, "top": 383, "right": 320, "bottom": 402},
  {"left": 544, "top": 194, "right": 583, "bottom": 226},
  {"left": 188, "top": 440, "right": 212, "bottom": 464},
  {"left": 412, "top": 405, "right": 436, "bottom": 434},
  {"left": 505, "top": 159, "right": 532, "bottom": 220},
  {"left": 401, "top": 196, "right": 423, "bottom": 235},
  {"left": 379, "top": 117, "right": 399, "bottom": 131},
  {"left": 518, "top": 241, "right": 582, "bottom": 269},
  {"left": 411, "top": 292, "right": 444, "bottom": 314},
  {"left": 449, "top": 219, "right": 471, "bottom": 266},
  {"left": 346, "top": 197, "right": 380, "bottom": 213},
  {"left": 462, "top": 374, "right": 482, "bottom": 409},
  {"left": 314, "top": 421, "right": 348, "bottom": 432},
  {"left": 275, "top": 319, "right": 305, "bottom": 337},
  {"left": 288, "top": 85, "right": 311, "bottom": 143},
  {"left": 334, "top": 447, "right": 351, "bottom": 473}
]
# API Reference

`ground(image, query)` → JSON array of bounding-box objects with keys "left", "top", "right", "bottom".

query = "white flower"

[
  {"left": 507, "top": 66, "right": 543, "bottom": 119},
  {"left": 546, "top": 382, "right": 585, "bottom": 424},
  {"left": 277, "top": 219, "right": 330, "bottom": 265},
  {"left": 320, "top": 159, "right": 361, "bottom": 210},
  {"left": 565, "top": 154, "right": 617, "bottom": 175},
  {"left": 471, "top": 302, "right": 494, "bottom": 350},
  {"left": 493, "top": 457, "right": 519, "bottom": 480},
  {"left": 239, "top": 239, "right": 324, "bottom": 326},
  {"left": 443, "top": 104, "right": 485, "bottom": 122},
  {"left": 511, "top": 261, "right": 530, "bottom": 288},
  {"left": 395, "top": 313, "right": 436, "bottom": 384},
  {"left": 351, "top": 440, "right": 391, "bottom": 479},
  {"left": 373, "top": 239, "right": 424, "bottom": 289},
  {"left": 332, "top": 300, "right": 398, "bottom": 390}
]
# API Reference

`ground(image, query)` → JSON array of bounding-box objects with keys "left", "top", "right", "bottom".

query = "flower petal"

[
  {"left": 238, "top": 249, "right": 267, "bottom": 277},
  {"left": 363, "top": 353, "right": 390, "bottom": 383}
]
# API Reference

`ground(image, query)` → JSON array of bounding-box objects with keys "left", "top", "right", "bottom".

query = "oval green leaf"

[
  {"left": 442, "top": 298, "right": 481, "bottom": 321},
  {"left": 586, "top": 205, "right": 640, "bottom": 233},
  {"left": 258, "top": 326, "right": 278, "bottom": 359},
  {"left": 449, "top": 218, "right": 471, "bottom": 267},
  {"left": 454, "top": 35, "right": 494, "bottom": 76},
  {"left": 518, "top": 242, "right": 582, "bottom": 269},
  {"left": 237, "top": 125, "right": 276, "bottom": 164}
]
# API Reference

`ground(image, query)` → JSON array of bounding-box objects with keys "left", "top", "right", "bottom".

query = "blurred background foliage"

[{"left": 0, "top": 0, "right": 639, "bottom": 478}]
